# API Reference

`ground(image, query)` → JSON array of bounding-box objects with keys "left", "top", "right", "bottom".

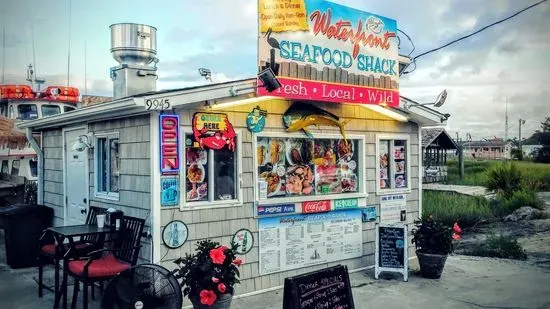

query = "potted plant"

[
  {"left": 173, "top": 240, "right": 242, "bottom": 308},
  {"left": 411, "top": 215, "right": 462, "bottom": 279}
]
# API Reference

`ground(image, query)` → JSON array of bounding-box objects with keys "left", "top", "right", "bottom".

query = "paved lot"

[
  {"left": 1, "top": 250, "right": 550, "bottom": 309},
  {"left": 423, "top": 184, "right": 490, "bottom": 197}
]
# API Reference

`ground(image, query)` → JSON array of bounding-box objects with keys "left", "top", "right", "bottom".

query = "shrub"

[
  {"left": 423, "top": 191, "right": 493, "bottom": 228},
  {"left": 485, "top": 162, "right": 523, "bottom": 197},
  {"left": 465, "top": 234, "right": 527, "bottom": 260},
  {"left": 492, "top": 189, "right": 543, "bottom": 217}
]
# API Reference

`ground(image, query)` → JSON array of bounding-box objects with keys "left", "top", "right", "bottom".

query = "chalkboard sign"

[
  {"left": 375, "top": 224, "right": 408, "bottom": 281},
  {"left": 283, "top": 265, "right": 355, "bottom": 309}
]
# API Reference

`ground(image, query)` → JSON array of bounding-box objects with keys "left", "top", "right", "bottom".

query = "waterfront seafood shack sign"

[
  {"left": 160, "top": 115, "right": 180, "bottom": 174},
  {"left": 192, "top": 113, "right": 236, "bottom": 151},
  {"left": 257, "top": 0, "right": 399, "bottom": 106}
]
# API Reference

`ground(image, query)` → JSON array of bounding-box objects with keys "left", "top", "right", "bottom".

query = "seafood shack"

[{"left": 18, "top": 0, "right": 450, "bottom": 299}]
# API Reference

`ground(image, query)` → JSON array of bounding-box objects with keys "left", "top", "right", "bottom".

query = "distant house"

[
  {"left": 421, "top": 127, "right": 458, "bottom": 183},
  {"left": 462, "top": 140, "right": 513, "bottom": 160}
]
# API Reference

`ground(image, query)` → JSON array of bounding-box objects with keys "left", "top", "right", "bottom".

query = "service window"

[
  {"left": 377, "top": 135, "right": 410, "bottom": 194},
  {"left": 255, "top": 134, "right": 365, "bottom": 203},
  {"left": 42, "top": 105, "right": 61, "bottom": 117},
  {"left": 95, "top": 133, "right": 120, "bottom": 199},
  {"left": 17, "top": 104, "right": 38, "bottom": 120},
  {"left": 11, "top": 160, "right": 20, "bottom": 176},
  {"left": 1, "top": 160, "right": 8, "bottom": 173},
  {"left": 182, "top": 133, "right": 241, "bottom": 207}
]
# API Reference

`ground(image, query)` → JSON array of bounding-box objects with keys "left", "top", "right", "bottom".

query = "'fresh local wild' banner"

[{"left": 257, "top": 0, "right": 399, "bottom": 106}]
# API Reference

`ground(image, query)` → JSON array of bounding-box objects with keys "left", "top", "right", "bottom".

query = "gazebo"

[{"left": 422, "top": 127, "right": 458, "bottom": 183}]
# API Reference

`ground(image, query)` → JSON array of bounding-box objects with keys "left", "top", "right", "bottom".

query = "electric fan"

[{"left": 101, "top": 264, "right": 182, "bottom": 309}]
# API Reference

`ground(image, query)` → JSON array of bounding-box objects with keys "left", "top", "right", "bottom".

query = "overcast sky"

[{"left": 1, "top": 0, "right": 549, "bottom": 141}]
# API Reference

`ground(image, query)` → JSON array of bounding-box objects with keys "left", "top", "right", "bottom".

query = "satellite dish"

[{"left": 434, "top": 89, "right": 447, "bottom": 107}]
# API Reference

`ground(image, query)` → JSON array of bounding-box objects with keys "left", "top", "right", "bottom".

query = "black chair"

[
  {"left": 37, "top": 206, "right": 106, "bottom": 298},
  {"left": 65, "top": 215, "right": 145, "bottom": 309}
]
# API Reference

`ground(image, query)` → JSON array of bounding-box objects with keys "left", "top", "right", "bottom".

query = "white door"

[{"left": 64, "top": 128, "right": 89, "bottom": 225}]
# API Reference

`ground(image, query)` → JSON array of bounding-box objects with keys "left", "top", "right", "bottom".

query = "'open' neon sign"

[{"left": 160, "top": 114, "right": 180, "bottom": 174}]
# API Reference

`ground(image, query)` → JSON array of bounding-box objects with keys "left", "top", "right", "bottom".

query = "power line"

[{"left": 409, "top": 0, "right": 548, "bottom": 63}]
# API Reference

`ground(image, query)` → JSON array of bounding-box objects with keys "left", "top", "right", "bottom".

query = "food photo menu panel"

[
  {"left": 379, "top": 139, "right": 407, "bottom": 190},
  {"left": 257, "top": 137, "right": 360, "bottom": 199}
]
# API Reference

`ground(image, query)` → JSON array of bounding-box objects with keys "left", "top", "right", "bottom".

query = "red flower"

[
  {"left": 452, "top": 233, "right": 461, "bottom": 240},
  {"left": 199, "top": 290, "right": 217, "bottom": 306},
  {"left": 232, "top": 258, "right": 243, "bottom": 266},
  {"left": 210, "top": 248, "right": 226, "bottom": 265},
  {"left": 218, "top": 283, "right": 227, "bottom": 293},
  {"left": 453, "top": 222, "right": 462, "bottom": 234},
  {"left": 212, "top": 277, "right": 219, "bottom": 283}
]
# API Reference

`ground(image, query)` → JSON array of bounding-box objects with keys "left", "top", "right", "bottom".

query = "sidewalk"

[
  {"left": 423, "top": 184, "right": 490, "bottom": 197},
  {"left": 1, "top": 250, "right": 550, "bottom": 309}
]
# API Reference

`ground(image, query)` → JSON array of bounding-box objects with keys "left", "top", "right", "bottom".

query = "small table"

[{"left": 47, "top": 224, "right": 117, "bottom": 309}]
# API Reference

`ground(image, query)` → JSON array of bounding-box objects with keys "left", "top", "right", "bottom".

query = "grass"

[
  {"left": 492, "top": 190, "right": 544, "bottom": 217},
  {"left": 423, "top": 191, "right": 493, "bottom": 228},
  {"left": 463, "top": 234, "right": 527, "bottom": 260},
  {"left": 446, "top": 160, "right": 550, "bottom": 191}
]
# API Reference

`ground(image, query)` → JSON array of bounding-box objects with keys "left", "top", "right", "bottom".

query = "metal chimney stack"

[{"left": 110, "top": 23, "right": 158, "bottom": 99}]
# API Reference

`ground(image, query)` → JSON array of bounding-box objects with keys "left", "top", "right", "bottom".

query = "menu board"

[
  {"left": 257, "top": 137, "right": 359, "bottom": 199},
  {"left": 259, "top": 209, "right": 362, "bottom": 275},
  {"left": 375, "top": 224, "right": 408, "bottom": 281},
  {"left": 282, "top": 265, "right": 355, "bottom": 309}
]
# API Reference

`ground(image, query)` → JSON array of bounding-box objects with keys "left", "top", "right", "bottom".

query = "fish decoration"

[{"left": 283, "top": 102, "right": 351, "bottom": 143}]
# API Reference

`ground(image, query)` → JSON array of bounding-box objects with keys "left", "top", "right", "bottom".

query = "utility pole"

[
  {"left": 505, "top": 97, "right": 509, "bottom": 141},
  {"left": 519, "top": 118, "right": 526, "bottom": 159}
]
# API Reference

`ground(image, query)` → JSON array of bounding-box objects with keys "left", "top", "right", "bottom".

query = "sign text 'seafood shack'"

[
  {"left": 258, "top": 0, "right": 399, "bottom": 106},
  {"left": 159, "top": 114, "right": 180, "bottom": 174}
]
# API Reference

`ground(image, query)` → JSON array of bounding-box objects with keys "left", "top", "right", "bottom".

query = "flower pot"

[
  {"left": 191, "top": 293, "right": 233, "bottom": 309},
  {"left": 416, "top": 251, "right": 448, "bottom": 279}
]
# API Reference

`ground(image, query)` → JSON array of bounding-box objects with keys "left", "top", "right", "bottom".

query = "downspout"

[
  {"left": 26, "top": 128, "right": 43, "bottom": 204},
  {"left": 418, "top": 124, "right": 423, "bottom": 218}
]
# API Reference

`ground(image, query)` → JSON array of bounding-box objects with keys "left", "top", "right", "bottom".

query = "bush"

[
  {"left": 492, "top": 190, "right": 543, "bottom": 217},
  {"left": 485, "top": 162, "right": 522, "bottom": 197},
  {"left": 423, "top": 191, "right": 493, "bottom": 228},
  {"left": 464, "top": 234, "right": 527, "bottom": 260}
]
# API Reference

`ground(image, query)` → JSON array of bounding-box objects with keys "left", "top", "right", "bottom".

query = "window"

[
  {"left": 29, "top": 159, "right": 38, "bottom": 177},
  {"left": 256, "top": 134, "right": 364, "bottom": 203},
  {"left": 95, "top": 133, "right": 120, "bottom": 199},
  {"left": 377, "top": 135, "right": 410, "bottom": 194},
  {"left": 0, "top": 103, "right": 8, "bottom": 117},
  {"left": 11, "top": 160, "right": 20, "bottom": 176},
  {"left": 42, "top": 105, "right": 61, "bottom": 117},
  {"left": 64, "top": 106, "right": 76, "bottom": 113},
  {"left": 1, "top": 160, "right": 8, "bottom": 173},
  {"left": 183, "top": 133, "right": 241, "bottom": 207},
  {"left": 17, "top": 104, "right": 38, "bottom": 120}
]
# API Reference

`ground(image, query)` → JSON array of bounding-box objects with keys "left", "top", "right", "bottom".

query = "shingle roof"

[
  {"left": 462, "top": 140, "right": 511, "bottom": 147},
  {"left": 421, "top": 127, "right": 458, "bottom": 149}
]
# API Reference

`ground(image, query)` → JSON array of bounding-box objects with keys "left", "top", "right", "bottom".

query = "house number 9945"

[{"left": 145, "top": 98, "right": 171, "bottom": 110}]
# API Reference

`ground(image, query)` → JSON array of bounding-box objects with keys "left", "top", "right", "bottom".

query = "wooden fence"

[{"left": 260, "top": 61, "right": 399, "bottom": 90}]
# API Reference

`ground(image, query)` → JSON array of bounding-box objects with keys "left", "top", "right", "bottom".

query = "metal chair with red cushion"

[
  {"left": 37, "top": 206, "right": 106, "bottom": 299},
  {"left": 64, "top": 215, "right": 145, "bottom": 309}
]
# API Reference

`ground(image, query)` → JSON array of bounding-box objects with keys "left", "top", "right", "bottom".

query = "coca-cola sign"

[{"left": 302, "top": 200, "right": 331, "bottom": 213}]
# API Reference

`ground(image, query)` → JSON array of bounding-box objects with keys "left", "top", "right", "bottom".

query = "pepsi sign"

[{"left": 257, "top": 204, "right": 295, "bottom": 216}]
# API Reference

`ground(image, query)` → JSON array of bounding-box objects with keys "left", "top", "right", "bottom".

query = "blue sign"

[
  {"left": 161, "top": 177, "right": 179, "bottom": 207},
  {"left": 257, "top": 204, "right": 295, "bottom": 216},
  {"left": 362, "top": 206, "right": 377, "bottom": 222},
  {"left": 246, "top": 106, "right": 267, "bottom": 133}
]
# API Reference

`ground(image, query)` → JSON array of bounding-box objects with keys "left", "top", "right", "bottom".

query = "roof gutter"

[{"left": 25, "top": 128, "right": 43, "bottom": 204}]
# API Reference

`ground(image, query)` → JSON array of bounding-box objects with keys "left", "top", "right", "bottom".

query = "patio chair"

[
  {"left": 65, "top": 215, "right": 145, "bottom": 309},
  {"left": 37, "top": 206, "right": 106, "bottom": 298}
]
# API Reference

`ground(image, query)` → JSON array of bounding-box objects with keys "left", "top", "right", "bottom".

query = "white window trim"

[
  {"left": 94, "top": 132, "right": 120, "bottom": 201},
  {"left": 179, "top": 128, "right": 243, "bottom": 210},
  {"left": 253, "top": 131, "right": 367, "bottom": 206},
  {"left": 376, "top": 134, "right": 412, "bottom": 195}
]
